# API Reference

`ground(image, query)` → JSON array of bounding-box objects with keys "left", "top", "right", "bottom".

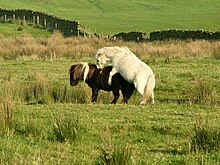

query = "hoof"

[{"left": 139, "top": 101, "right": 146, "bottom": 105}]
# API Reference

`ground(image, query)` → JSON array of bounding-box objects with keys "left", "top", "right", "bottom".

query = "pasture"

[
  {"left": 0, "top": 34, "right": 220, "bottom": 164},
  {"left": 0, "top": 0, "right": 220, "bottom": 35},
  {"left": 0, "top": 23, "right": 51, "bottom": 38}
]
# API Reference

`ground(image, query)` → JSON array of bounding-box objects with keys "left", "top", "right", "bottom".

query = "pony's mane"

[
  {"left": 98, "top": 46, "right": 124, "bottom": 52},
  {"left": 69, "top": 63, "right": 90, "bottom": 81},
  {"left": 87, "top": 64, "right": 97, "bottom": 80},
  {"left": 101, "top": 46, "right": 129, "bottom": 51},
  {"left": 81, "top": 62, "right": 89, "bottom": 81},
  {"left": 96, "top": 46, "right": 132, "bottom": 57}
]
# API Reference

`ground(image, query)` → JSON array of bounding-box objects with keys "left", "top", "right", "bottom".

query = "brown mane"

[
  {"left": 69, "top": 63, "right": 88, "bottom": 81},
  {"left": 74, "top": 64, "right": 84, "bottom": 80},
  {"left": 86, "top": 64, "right": 96, "bottom": 80}
]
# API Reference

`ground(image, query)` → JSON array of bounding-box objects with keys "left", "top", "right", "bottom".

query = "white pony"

[{"left": 95, "top": 46, "right": 155, "bottom": 104}]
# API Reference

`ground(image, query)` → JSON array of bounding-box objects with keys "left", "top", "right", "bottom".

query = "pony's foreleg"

[
  {"left": 92, "top": 88, "right": 99, "bottom": 103},
  {"left": 108, "top": 68, "right": 118, "bottom": 85}
]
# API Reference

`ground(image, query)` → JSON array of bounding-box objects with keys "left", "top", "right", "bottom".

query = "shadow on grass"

[{"left": 149, "top": 148, "right": 186, "bottom": 156}]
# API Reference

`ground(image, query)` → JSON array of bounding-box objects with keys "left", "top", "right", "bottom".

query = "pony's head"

[
  {"left": 68, "top": 63, "right": 88, "bottom": 86},
  {"left": 95, "top": 46, "right": 127, "bottom": 69},
  {"left": 95, "top": 47, "right": 112, "bottom": 69}
]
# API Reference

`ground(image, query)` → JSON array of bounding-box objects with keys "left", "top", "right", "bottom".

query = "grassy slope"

[
  {"left": 0, "top": 23, "right": 51, "bottom": 37},
  {"left": 0, "top": 0, "right": 220, "bottom": 35}
]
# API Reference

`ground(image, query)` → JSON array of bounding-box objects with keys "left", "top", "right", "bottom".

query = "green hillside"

[
  {"left": 0, "top": 0, "right": 220, "bottom": 36},
  {"left": 0, "top": 23, "right": 51, "bottom": 37}
]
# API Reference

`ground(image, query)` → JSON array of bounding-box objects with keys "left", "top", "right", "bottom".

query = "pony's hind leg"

[
  {"left": 121, "top": 84, "right": 135, "bottom": 104},
  {"left": 151, "top": 91, "right": 155, "bottom": 104},
  {"left": 140, "top": 91, "right": 154, "bottom": 105},
  {"left": 139, "top": 74, "right": 155, "bottom": 105},
  {"left": 111, "top": 89, "right": 120, "bottom": 104},
  {"left": 140, "top": 98, "right": 147, "bottom": 105}
]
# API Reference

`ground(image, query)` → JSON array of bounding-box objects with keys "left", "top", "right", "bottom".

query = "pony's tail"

[{"left": 140, "top": 74, "right": 155, "bottom": 104}]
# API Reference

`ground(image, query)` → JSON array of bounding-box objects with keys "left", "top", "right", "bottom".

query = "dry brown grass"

[
  {"left": 187, "top": 77, "right": 217, "bottom": 105},
  {"left": 0, "top": 31, "right": 220, "bottom": 61},
  {"left": 0, "top": 81, "right": 15, "bottom": 136}
]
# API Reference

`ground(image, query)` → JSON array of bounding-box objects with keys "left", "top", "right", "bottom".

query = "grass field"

[
  {"left": 0, "top": 35, "right": 220, "bottom": 164},
  {"left": 0, "top": 23, "right": 51, "bottom": 37},
  {"left": 0, "top": 0, "right": 220, "bottom": 35},
  {"left": 1, "top": 103, "right": 219, "bottom": 164}
]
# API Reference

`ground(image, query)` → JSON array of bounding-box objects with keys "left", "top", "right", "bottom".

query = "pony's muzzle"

[
  {"left": 70, "top": 81, "right": 78, "bottom": 86},
  {"left": 96, "top": 60, "right": 103, "bottom": 69},
  {"left": 96, "top": 64, "right": 104, "bottom": 69}
]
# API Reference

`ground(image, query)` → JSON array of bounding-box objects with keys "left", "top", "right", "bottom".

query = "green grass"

[
  {"left": 0, "top": 54, "right": 220, "bottom": 163},
  {"left": 0, "top": 34, "right": 219, "bottom": 164},
  {"left": 0, "top": 103, "right": 219, "bottom": 164},
  {"left": 0, "top": 57, "right": 219, "bottom": 104},
  {"left": 0, "top": 0, "right": 220, "bottom": 36},
  {"left": 0, "top": 22, "right": 51, "bottom": 37}
]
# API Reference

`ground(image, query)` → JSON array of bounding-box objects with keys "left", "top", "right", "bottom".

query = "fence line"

[
  {"left": 0, "top": 8, "right": 87, "bottom": 37},
  {"left": 1, "top": 8, "right": 220, "bottom": 41}
]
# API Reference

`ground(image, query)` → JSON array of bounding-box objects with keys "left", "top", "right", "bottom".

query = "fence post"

[
  {"left": 36, "top": 16, "right": 39, "bottom": 25},
  {"left": 55, "top": 23, "right": 57, "bottom": 29},
  {"left": 13, "top": 14, "right": 15, "bottom": 22},
  {"left": 23, "top": 15, "right": 26, "bottom": 23},
  {"left": 44, "top": 18, "right": 47, "bottom": 28},
  {"left": 33, "top": 15, "right": 35, "bottom": 24},
  {"left": 4, "top": 14, "right": 7, "bottom": 21}
]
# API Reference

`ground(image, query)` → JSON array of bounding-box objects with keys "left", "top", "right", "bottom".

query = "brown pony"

[{"left": 68, "top": 63, "right": 134, "bottom": 104}]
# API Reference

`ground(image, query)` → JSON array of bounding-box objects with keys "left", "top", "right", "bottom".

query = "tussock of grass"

[
  {"left": 18, "top": 71, "right": 89, "bottom": 104},
  {"left": 98, "top": 129, "right": 133, "bottom": 165},
  {"left": 189, "top": 122, "right": 220, "bottom": 153},
  {"left": 51, "top": 111, "right": 79, "bottom": 143},
  {"left": 212, "top": 43, "right": 220, "bottom": 59},
  {"left": 187, "top": 78, "right": 217, "bottom": 105},
  {"left": 13, "top": 117, "right": 42, "bottom": 138},
  {"left": 0, "top": 97, "right": 14, "bottom": 136},
  {"left": 0, "top": 82, "right": 14, "bottom": 136}
]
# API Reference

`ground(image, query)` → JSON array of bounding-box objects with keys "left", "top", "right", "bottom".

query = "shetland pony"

[
  {"left": 68, "top": 63, "right": 134, "bottom": 104},
  {"left": 95, "top": 46, "right": 155, "bottom": 104}
]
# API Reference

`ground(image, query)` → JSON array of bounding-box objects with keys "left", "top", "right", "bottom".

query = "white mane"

[{"left": 80, "top": 62, "right": 89, "bottom": 82}]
